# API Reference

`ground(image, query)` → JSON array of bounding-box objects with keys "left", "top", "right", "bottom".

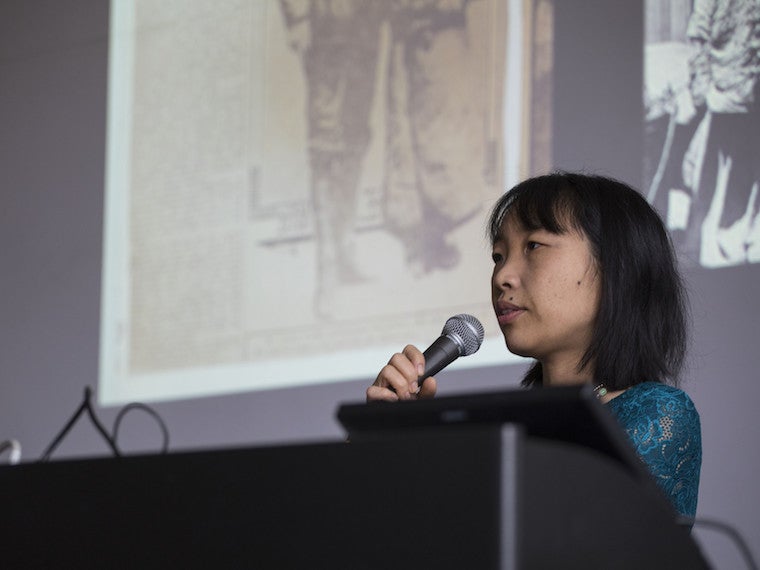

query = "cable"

[
  {"left": 39, "top": 386, "right": 172, "bottom": 462},
  {"left": 40, "top": 387, "right": 98, "bottom": 462},
  {"left": 84, "top": 387, "right": 121, "bottom": 458},
  {"left": 39, "top": 387, "right": 120, "bottom": 461},
  {"left": 693, "top": 517, "right": 758, "bottom": 570},
  {"left": 112, "top": 402, "right": 170, "bottom": 454},
  {"left": 0, "top": 439, "right": 22, "bottom": 464}
]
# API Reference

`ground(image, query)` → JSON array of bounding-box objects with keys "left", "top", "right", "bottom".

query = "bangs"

[{"left": 488, "top": 175, "right": 584, "bottom": 244}]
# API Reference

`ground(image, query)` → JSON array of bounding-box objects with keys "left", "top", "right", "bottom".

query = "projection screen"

[{"left": 100, "top": 0, "right": 550, "bottom": 404}]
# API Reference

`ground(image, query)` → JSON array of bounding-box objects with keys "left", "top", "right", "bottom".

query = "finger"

[
  {"left": 402, "top": 345, "right": 426, "bottom": 374},
  {"left": 389, "top": 350, "right": 420, "bottom": 380},
  {"left": 419, "top": 376, "right": 437, "bottom": 399},
  {"left": 366, "top": 384, "right": 399, "bottom": 402},
  {"left": 374, "top": 359, "right": 417, "bottom": 400},
  {"left": 386, "top": 352, "right": 421, "bottom": 396}
]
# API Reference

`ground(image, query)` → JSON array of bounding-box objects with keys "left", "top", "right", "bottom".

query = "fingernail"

[
  {"left": 417, "top": 364, "right": 424, "bottom": 376},
  {"left": 411, "top": 382, "right": 420, "bottom": 394}
]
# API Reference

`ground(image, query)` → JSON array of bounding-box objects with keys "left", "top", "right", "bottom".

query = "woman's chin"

[{"left": 504, "top": 338, "right": 533, "bottom": 358}]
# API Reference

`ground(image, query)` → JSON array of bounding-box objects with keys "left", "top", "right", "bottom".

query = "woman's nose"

[{"left": 492, "top": 258, "right": 519, "bottom": 291}]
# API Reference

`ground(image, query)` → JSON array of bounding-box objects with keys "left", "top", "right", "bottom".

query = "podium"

[{"left": 0, "top": 390, "right": 708, "bottom": 568}]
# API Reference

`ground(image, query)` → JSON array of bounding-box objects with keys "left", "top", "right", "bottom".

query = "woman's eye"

[
  {"left": 491, "top": 252, "right": 503, "bottom": 263},
  {"left": 526, "top": 241, "right": 541, "bottom": 251}
]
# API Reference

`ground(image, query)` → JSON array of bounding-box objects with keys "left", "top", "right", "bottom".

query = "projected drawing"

[
  {"left": 644, "top": 0, "right": 760, "bottom": 268},
  {"left": 279, "top": 0, "right": 502, "bottom": 315},
  {"left": 101, "top": 0, "right": 549, "bottom": 405},
  {"left": 279, "top": 1, "right": 383, "bottom": 316},
  {"left": 381, "top": 1, "right": 498, "bottom": 276}
]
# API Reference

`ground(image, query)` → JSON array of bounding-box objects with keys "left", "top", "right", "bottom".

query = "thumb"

[{"left": 418, "top": 376, "right": 437, "bottom": 398}]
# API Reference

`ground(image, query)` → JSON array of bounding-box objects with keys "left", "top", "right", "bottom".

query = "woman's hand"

[{"left": 366, "top": 345, "right": 437, "bottom": 402}]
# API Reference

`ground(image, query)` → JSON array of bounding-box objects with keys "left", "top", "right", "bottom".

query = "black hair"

[{"left": 488, "top": 172, "right": 689, "bottom": 390}]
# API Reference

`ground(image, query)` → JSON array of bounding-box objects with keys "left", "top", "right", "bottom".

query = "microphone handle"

[{"left": 418, "top": 335, "right": 462, "bottom": 385}]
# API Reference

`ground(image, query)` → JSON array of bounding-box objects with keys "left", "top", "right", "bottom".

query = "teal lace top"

[{"left": 605, "top": 382, "right": 702, "bottom": 519}]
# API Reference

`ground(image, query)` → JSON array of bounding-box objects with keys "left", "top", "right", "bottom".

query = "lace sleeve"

[{"left": 608, "top": 385, "right": 703, "bottom": 518}]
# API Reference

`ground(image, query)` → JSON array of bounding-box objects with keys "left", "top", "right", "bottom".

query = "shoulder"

[
  {"left": 606, "top": 383, "right": 702, "bottom": 518},
  {"left": 608, "top": 382, "right": 698, "bottom": 416},
  {"left": 607, "top": 382, "right": 701, "bottom": 446}
]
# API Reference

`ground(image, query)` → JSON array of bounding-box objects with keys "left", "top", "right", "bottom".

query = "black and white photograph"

[{"left": 644, "top": 0, "right": 760, "bottom": 268}]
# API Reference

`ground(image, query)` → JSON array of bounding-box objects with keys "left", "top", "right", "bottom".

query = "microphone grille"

[{"left": 442, "top": 314, "right": 485, "bottom": 356}]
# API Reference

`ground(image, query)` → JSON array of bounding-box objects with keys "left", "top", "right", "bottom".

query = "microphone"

[{"left": 418, "top": 314, "right": 485, "bottom": 385}]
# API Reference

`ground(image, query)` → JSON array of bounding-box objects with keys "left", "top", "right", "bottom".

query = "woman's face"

[{"left": 491, "top": 212, "right": 601, "bottom": 368}]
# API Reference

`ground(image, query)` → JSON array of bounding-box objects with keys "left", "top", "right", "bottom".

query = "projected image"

[
  {"left": 644, "top": 0, "right": 760, "bottom": 268},
  {"left": 280, "top": 1, "right": 502, "bottom": 316},
  {"left": 266, "top": 0, "right": 511, "bottom": 323},
  {"left": 102, "top": 0, "right": 547, "bottom": 404}
]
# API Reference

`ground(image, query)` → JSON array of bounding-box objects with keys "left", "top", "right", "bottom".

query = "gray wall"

[{"left": 1, "top": 2, "right": 758, "bottom": 568}]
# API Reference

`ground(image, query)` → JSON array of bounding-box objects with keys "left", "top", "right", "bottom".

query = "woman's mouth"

[{"left": 495, "top": 302, "right": 525, "bottom": 326}]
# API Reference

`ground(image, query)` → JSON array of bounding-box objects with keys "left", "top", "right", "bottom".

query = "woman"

[{"left": 368, "top": 172, "right": 702, "bottom": 520}]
